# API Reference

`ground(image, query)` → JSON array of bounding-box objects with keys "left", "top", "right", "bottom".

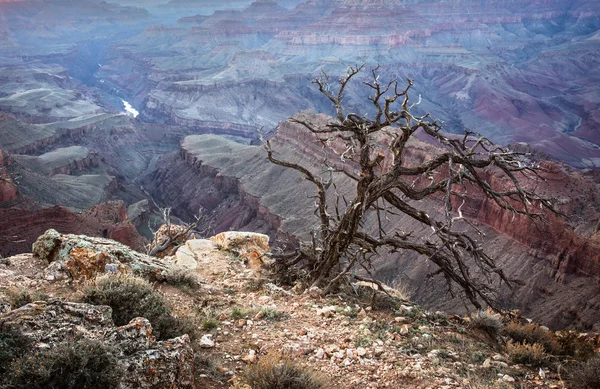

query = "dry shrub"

[
  {"left": 5, "top": 288, "right": 48, "bottom": 309},
  {"left": 503, "top": 321, "right": 561, "bottom": 355},
  {"left": 470, "top": 309, "right": 503, "bottom": 338},
  {"left": 0, "top": 326, "right": 31, "bottom": 375},
  {"left": 5, "top": 338, "right": 121, "bottom": 389},
  {"left": 236, "top": 351, "right": 327, "bottom": 389},
  {"left": 568, "top": 356, "right": 600, "bottom": 389},
  {"left": 82, "top": 274, "right": 196, "bottom": 340},
  {"left": 161, "top": 268, "right": 201, "bottom": 291},
  {"left": 556, "top": 330, "right": 596, "bottom": 360},
  {"left": 506, "top": 341, "right": 549, "bottom": 366}
]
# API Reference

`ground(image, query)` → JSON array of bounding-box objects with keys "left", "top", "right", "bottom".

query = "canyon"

[{"left": 0, "top": 0, "right": 599, "bottom": 329}]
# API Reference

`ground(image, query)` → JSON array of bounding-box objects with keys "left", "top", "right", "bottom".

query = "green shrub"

[
  {"left": 5, "top": 339, "right": 121, "bottom": 389},
  {"left": 470, "top": 309, "right": 503, "bottom": 338},
  {"left": 355, "top": 335, "right": 374, "bottom": 348},
  {"left": 568, "top": 356, "right": 600, "bottom": 389},
  {"left": 231, "top": 306, "right": 254, "bottom": 320},
  {"left": 6, "top": 288, "right": 48, "bottom": 309},
  {"left": 83, "top": 274, "right": 195, "bottom": 340},
  {"left": 503, "top": 321, "right": 560, "bottom": 355},
  {"left": 259, "top": 307, "right": 284, "bottom": 321},
  {"left": 201, "top": 318, "right": 219, "bottom": 330},
  {"left": 506, "top": 341, "right": 549, "bottom": 367},
  {"left": 161, "top": 268, "right": 200, "bottom": 291},
  {"left": 236, "top": 351, "right": 326, "bottom": 389},
  {"left": 0, "top": 326, "right": 31, "bottom": 374}
]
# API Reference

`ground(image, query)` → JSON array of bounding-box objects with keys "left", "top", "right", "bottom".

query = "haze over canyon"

[{"left": 0, "top": 0, "right": 599, "bottom": 329}]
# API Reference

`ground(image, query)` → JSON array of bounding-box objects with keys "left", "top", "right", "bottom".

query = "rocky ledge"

[{"left": 0, "top": 300, "right": 194, "bottom": 389}]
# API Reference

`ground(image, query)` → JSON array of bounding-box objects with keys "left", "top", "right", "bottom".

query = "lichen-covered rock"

[
  {"left": 0, "top": 300, "right": 113, "bottom": 343},
  {"left": 105, "top": 317, "right": 156, "bottom": 355},
  {"left": 0, "top": 300, "right": 195, "bottom": 388},
  {"left": 149, "top": 224, "right": 196, "bottom": 258},
  {"left": 32, "top": 229, "right": 172, "bottom": 282},
  {"left": 210, "top": 231, "right": 270, "bottom": 268},
  {"left": 120, "top": 335, "right": 195, "bottom": 389}
]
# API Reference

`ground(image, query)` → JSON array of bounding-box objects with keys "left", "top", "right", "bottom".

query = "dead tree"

[
  {"left": 147, "top": 207, "right": 211, "bottom": 257},
  {"left": 265, "top": 65, "right": 559, "bottom": 310}
]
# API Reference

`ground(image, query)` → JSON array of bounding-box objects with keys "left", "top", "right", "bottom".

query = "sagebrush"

[
  {"left": 82, "top": 274, "right": 195, "bottom": 340},
  {"left": 4, "top": 338, "right": 121, "bottom": 389}
]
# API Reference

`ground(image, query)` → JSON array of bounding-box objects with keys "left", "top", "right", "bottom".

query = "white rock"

[
  {"left": 315, "top": 348, "right": 325, "bottom": 359},
  {"left": 357, "top": 347, "right": 367, "bottom": 357},
  {"left": 502, "top": 375, "right": 515, "bottom": 383},
  {"left": 200, "top": 334, "right": 215, "bottom": 348},
  {"left": 482, "top": 358, "right": 492, "bottom": 368}
]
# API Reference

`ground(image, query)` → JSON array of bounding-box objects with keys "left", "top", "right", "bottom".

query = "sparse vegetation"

[
  {"left": 5, "top": 288, "right": 48, "bottom": 309},
  {"left": 503, "top": 320, "right": 560, "bottom": 355},
  {"left": 161, "top": 268, "right": 201, "bottom": 292},
  {"left": 355, "top": 334, "right": 374, "bottom": 347},
  {"left": 556, "top": 330, "right": 596, "bottom": 360},
  {"left": 82, "top": 274, "right": 195, "bottom": 340},
  {"left": 567, "top": 356, "right": 600, "bottom": 389},
  {"left": 258, "top": 307, "right": 284, "bottom": 321},
  {"left": 4, "top": 339, "right": 122, "bottom": 389},
  {"left": 231, "top": 306, "right": 254, "bottom": 320},
  {"left": 202, "top": 317, "right": 219, "bottom": 330},
  {"left": 469, "top": 309, "right": 503, "bottom": 338},
  {"left": 506, "top": 341, "right": 549, "bottom": 366},
  {"left": 235, "top": 351, "right": 327, "bottom": 389},
  {"left": 0, "top": 326, "right": 31, "bottom": 375}
]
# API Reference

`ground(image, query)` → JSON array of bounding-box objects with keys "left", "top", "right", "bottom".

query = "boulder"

[
  {"left": 210, "top": 231, "right": 270, "bottom": 268},
  {"left": 33, "top": 229, "right": 172, "bottom": 282},
  {"left": 0, "top": 300, "right": 194, "bottom": 388},
  {"left": 172, "top": 239, "right": 217, "bottom": 270}
]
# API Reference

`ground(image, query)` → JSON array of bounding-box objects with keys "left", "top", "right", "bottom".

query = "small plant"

[
  {"left": 0, "top": 326, "right": 31, "bottom": 375},
  {"left": 231, "top": 306, "right": 254, "bottom": 320},
  {"left": 82, "top": 274, "right": 195, "bottom": 340},
  {"left": 5, "top": 288, "right": 48, "bottom": 309},
  {"left": 469, "top": 309, "right": 503, "bottom": 338},
  {"left": 161, "top": 268, "right": 200, "bottom": 291},
  {"left": 470, "top": 351, "right": 486, "bottom": 363},
  {"left": 567, "top": 356, "right": 600, "bottom": 389},
  {"left": 506, "top": 341, "right": 549, "bottom": 367},
  {"left": 236, "top": 351, "right": 327, "bottom": 389},
  {"left": 5, "top": 338, "right": 122, "bottom": 389},
  {"left": 340, "top": 306, "right": 358, "bottom": 318},
  {"left": 503, "top": 321, "right": 560, "bottom": 355},
  {"left": 355, "top": 335, "right": 374, "bottom": 348},
  {"left": 0, "top": 258, "right": 10, "bottom": 266},
  {"left": 259, "top": 307, "right": 284, "bottom": 321},
  {"left": 202, "top": 318, "right": 219, "bottom": 330}
]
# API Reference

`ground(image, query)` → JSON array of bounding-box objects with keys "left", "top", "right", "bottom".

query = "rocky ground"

[{"left": 2, "top": 230, "right": 596, "bottom": 388}]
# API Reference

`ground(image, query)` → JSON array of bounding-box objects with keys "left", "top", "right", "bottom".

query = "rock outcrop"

[
  {"left": 0, "top": 300, "right": 194, "bottom": 389},
  {"left": 211, "top": 231, "right": 270, "bottom": 268},
  {"left": 33, "top": 229, "right": 172, "bottom": 282}
]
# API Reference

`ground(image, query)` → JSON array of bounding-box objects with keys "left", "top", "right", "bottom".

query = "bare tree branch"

[{"left": 267, "top": 66, "right": 560, "bottom": 310}]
